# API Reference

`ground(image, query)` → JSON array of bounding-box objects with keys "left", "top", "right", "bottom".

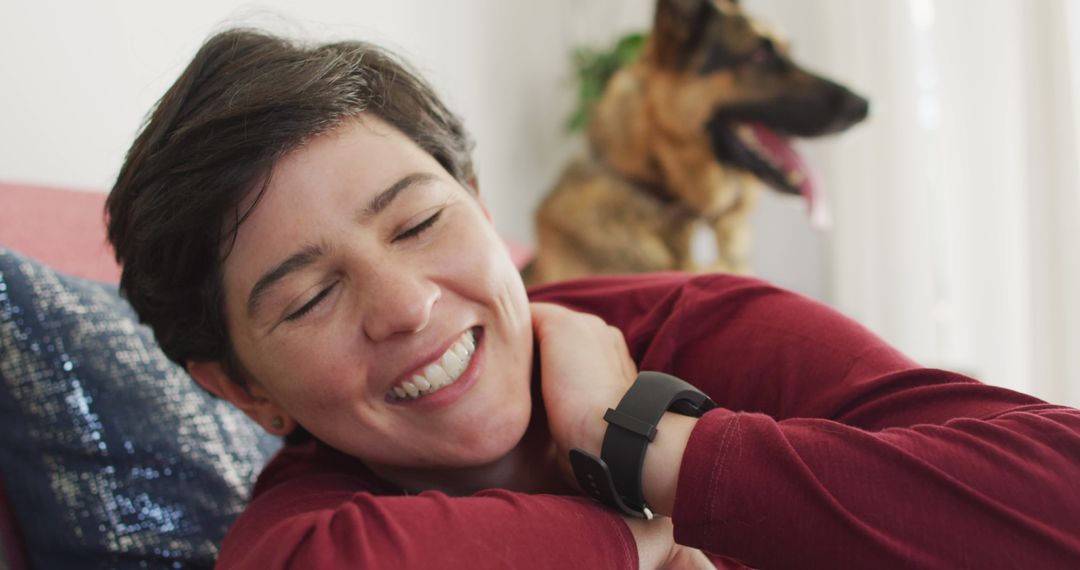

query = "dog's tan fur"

[{"left": 525, "top": 0, "right": 866, "bottom": 285}]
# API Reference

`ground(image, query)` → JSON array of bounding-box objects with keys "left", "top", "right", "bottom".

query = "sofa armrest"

[{"left": 0, "top": 476, "right": 27, "bottom": 570}]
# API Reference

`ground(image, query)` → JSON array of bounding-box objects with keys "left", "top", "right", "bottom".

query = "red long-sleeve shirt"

[{"left": 216, "top": 273, "right": 1080, "bottom": 569}]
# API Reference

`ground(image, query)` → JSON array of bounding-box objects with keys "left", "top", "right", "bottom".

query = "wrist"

[
  {"left": 641, "top": 412, "right": 698, "bottom": 516},
  {"left": 569, "top": 371, "right": 715, "bottom": 519},
  {"left": 576, "top": 397, "right": 618, "bottom": 457}
]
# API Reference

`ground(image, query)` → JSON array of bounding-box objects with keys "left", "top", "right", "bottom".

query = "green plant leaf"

[{"left": 566, "top": 31, "right": 646, "bottom": 134}]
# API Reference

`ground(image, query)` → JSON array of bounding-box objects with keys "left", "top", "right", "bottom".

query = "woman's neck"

[{"left": 367, "top": 409, "right": 575, "bottom": 497}]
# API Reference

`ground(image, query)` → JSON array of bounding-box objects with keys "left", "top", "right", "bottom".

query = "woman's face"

[{"left": 218, "top": 115, "right": 534, "bottom": 471}]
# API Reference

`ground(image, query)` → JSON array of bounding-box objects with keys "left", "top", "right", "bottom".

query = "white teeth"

[
  {"left": 424, "top": 364, "right": 451, "bottom": 387},
  {"left": 441, "top": 351, "right": 464, "bottom": 377},
  {"left": 388, "top": 329, "right": 478, "bottom": 401},
  {"left": 412, "top": 375, "right": 432, "bottom": 391},
  {"left": 735, "top": 124, "right": 788, "bottom": 176},
  {"left": 735, "top": 125, "right": 757, "bottom": 147}
]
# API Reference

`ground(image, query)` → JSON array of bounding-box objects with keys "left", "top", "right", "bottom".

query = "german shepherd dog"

[{"left": 524, "top": 0, "right": 869, "bottom": 285}]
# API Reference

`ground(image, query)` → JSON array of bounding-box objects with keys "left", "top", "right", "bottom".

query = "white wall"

[
  {"left": 769, "top": 0, "right": 1080, "bottom": 406},
  {"left": 0, "top": 0, "right": 646, "bottom": 248},
  {"left": 0, "top": 0, "right": 830, "bottom": 297}
]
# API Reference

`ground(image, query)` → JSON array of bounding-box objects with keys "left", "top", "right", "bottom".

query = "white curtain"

[
  {"left": 773, "top": 0, "right": 1080, "bottom": 406},
  {"left": 556, "top": 0, "right": 1079, "bottom": 406}
]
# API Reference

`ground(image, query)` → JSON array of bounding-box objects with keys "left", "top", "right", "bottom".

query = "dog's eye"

[
  {"left": 750, "top": 39, "right": 775, "bottom": 64},
  {"left": 747, "top": 39, "right": 790, "bottom": 72}
]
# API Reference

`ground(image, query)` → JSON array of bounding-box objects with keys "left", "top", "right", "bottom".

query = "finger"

[
  {"left": 691, "top": 549, "right": 717, "bottom": 570},
  {"left": 531, "top": 302, "right": 609, "bottom": 329},
  {"left": 530, "top": 303, "right": 578, "bottom": 345},
  {"left": 531, "top": 303, "right": 612, "bottom": 349},
  {"left": 663, "top": 547, "right": 717, "bottom": 570},
  {"left": 529, "top": 302, "right": 574, "bottom": 328}
]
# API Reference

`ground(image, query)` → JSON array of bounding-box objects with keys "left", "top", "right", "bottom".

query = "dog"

[{"left": 523, "top": 0, "right": 869, "bottom": 285}]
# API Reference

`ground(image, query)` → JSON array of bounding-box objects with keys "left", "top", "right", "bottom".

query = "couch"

[{"left": 0, "top": 182, "right": 284, "bottom": 569}]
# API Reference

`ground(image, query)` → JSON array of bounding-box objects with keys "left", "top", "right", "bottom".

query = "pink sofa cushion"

[{"left": 0, "top": 182, "right": 120, "bottom": 284}]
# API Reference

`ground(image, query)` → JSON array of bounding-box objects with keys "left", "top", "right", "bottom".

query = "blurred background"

[{"left": 2, "top": 0, "right": 1078, "bottom": 406}]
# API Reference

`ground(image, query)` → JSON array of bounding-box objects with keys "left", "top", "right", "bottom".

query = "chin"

[{"left": 445, "top": 394, "right": 533, "bottom": 468}]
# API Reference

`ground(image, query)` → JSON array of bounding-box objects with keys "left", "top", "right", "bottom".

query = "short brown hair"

[{"left": 106, "top": 28, "right": 475, "bottom": 377}]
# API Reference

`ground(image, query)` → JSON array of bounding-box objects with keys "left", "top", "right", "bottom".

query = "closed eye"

[
  {"left": 394, "top": 210, "right": 443, "bottom": 242},
  {"left": 285, "top": 283, "right": 336, "bottom": 322},
  {"left": 279, "top": 210, "right": 442, "bottom": 323}
]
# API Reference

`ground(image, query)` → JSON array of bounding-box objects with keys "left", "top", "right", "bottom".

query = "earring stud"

[{"left": 271, "top": 416, "right": 284, "bottom": 430}]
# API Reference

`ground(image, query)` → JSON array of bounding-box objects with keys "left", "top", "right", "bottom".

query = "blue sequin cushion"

[{"left": 0, "top": 247, "right": 282, "bottom": 569}]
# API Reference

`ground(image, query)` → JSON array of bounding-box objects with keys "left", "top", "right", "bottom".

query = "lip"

[
  {"left": 389, "top": 327, "right": 475, "bottom": 388},
  {"left": 386, "top": 327, "right": 483, "bottom": 409}
]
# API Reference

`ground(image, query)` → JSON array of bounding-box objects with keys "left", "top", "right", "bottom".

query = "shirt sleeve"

[
  {"left": 534, "top": 273, "right": 1080, "bottom": 567},
  {"left": 216, "top": 472, "right": 638, "bottom": 569},
  {"left": 673, "top": 400, "right": 1080, "bottom": 568}
]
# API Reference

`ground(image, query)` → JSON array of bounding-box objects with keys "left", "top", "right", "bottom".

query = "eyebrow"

[
  {"left": 245, "top": 172, "right": 437, "bottom": 318},
  {"left": 246, "top": 243, "right": 325, "bottom": 317},
  {"left": 361, "top": 172, "right": 439, "bottom": 221}
]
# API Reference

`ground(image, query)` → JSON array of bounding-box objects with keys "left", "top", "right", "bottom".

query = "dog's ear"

[{"left": 652, "top": 0, "right": 715, "bottom": 69}]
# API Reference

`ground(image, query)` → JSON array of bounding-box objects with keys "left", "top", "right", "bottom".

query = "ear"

[
  {"left": 652, "top": 0, "right": 714, "bottom": 68},
  {"left": 186, "top": 359, "right": 297, "bottom": 436}
]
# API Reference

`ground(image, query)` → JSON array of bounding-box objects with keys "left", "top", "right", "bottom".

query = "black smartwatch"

[{"left": 569, "top": 371, "right": 716, "bottom": 519}]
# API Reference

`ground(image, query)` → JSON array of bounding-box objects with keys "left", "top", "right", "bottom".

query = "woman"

[{"left": 106, "top": 29, "right": 1080, "bottom": 569}]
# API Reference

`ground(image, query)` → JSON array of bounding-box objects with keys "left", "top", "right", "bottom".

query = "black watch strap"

[{"left": 570, "top": 371, "right": 716, "bottom": 518}]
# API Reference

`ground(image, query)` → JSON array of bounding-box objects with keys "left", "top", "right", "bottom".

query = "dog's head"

[{"left": 647, "top": 0, "right": 869, "bottom": 198}]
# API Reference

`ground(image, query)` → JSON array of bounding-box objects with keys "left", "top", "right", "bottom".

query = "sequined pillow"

[{"left": 0, "top": 248, "right": 282, "bottom": 569}]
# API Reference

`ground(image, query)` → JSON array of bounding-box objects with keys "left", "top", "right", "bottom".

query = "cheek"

[
  {"left": 259, "top": 332, "right": 361, "bottom": 405},
  {"left": 437, "top": 220, "right": 522, "bottom": 293},
  {"left": 436, "top": 219, "right": 532, "bottom": 362}
]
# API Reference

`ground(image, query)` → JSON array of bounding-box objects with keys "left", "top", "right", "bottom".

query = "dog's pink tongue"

[{"left": 751, "top": 124, "right": 830, "bottom": 229}]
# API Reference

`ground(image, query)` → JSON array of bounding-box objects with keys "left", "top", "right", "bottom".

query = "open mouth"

[
  {"left": 387, "top": 328, "right": 480, "bottom": 402},
  {"left": 709, "top": 120, "right": 830, "bottom": 227},
  {"left": 710, "top": 121, "right": 817, "bottom": 200}
]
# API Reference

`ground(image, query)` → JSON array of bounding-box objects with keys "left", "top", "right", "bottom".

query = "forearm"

[
  {"left": 578, "top": 383, "right": 1080, "bottom": 567},
  {"left": 220, "top": 486, "right": 640, "bottom": 569},
  {"left": 670, "top": 405, "right": 1080, "bottom": 568}
]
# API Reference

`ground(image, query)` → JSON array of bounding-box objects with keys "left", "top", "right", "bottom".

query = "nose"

[
  {"left": 810, "top": 85, "right": 870, "bottom": 136},
  {"left": 361, "top": 270, "right": 441, "bottom": 342},
  {"left": 837, "top": 90, "right": 870, "bottom": 124}
]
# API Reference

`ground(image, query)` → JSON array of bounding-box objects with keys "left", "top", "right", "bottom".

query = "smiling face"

[{"left": 200, "top": 114, "right": 534, "bottom": 473}]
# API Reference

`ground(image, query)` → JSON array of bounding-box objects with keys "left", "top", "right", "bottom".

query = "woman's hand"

[
  {"left": 624, "top": 515, "right": 717, "bottom": 570},
  {"left": 530, "top": 302, "right": 638, "bottom": 482},
  {"left": 532, "top": 304, "right": 713, "bottom": 568},
  {"left": 532, "top": 302, "right": 699, "bottom": 517}
]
